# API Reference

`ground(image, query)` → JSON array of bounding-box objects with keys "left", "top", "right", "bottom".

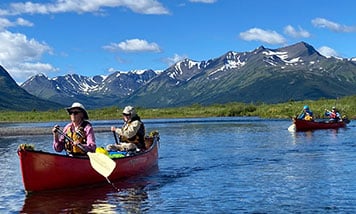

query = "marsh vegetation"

[{"left": 1, "top": 96, "right": 355, "bottom": 122}]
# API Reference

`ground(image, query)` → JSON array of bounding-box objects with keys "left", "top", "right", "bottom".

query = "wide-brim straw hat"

[{"left": 66, "top": 102, "right": 89, "bottom": 120}]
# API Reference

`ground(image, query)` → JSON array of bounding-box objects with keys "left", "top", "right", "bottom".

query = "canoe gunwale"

[{"left": 18, "top": 135, "right": 158, "bottom": 160}]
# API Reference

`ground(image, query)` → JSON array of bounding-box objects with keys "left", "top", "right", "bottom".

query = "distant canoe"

[
  {"left": 292, "top": 118, "right": 348, "bottom": 131},
  {"left": 17, "top": 133, "right": 159, "bottom": 194}
]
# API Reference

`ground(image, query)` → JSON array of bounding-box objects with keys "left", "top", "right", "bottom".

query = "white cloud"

[
  {"left": 0, "top": 17, "right": 33, "bottom": 30},
  {"left": 0, "top": 31, "right": 51, "bottom": 61},
  {"left": 9, "top": 62, "right": 57, "bottom": 83},
  {"left": 0, "top": 31, "right": 57, "bottom": 83},
  {"left": 317, "top": 46, "right": 339, "bottom": 58},
  {"left": 164, "top": 53, "right": 187, "bottom": 66},
  {"left": 0, "top": 18, "right": 13, "bottom": 30},
  {"left": 108, "top": 67, "right": 117, "bottom": 73},
  {"left": 15, "top": 17, "right": 34, "bottom": 27},
  {"left": 239, "top": 28, "right": 286, "bottom": 45},
  {"left": 312, "top": 18, "right": 356, "bottom": 33},
  {"left": 103, "top": 39, "right": 161, "bottom": 52},
  {"left": 284, "top": 25, "right": 310, "bottom": 38},
  {"left": 0, "top": 0, "right": 169, "bottom": 16}
]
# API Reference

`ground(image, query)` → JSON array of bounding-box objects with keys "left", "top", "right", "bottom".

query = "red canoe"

[
  {"left": 17, "top": 133, "right": 159, "bottom": 194},
  {"left": 292, "top": 118, "right": 348, "bottom": 131}
]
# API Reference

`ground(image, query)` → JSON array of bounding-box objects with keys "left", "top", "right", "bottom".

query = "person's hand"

[
  {"left": 111, "top": 126, "right": 116, "bottom": 132},
  {"left": 52, "top": 125, "right": 59, "bottom": 134},
  {"left": 73, "top": 140, "right": 80, "bottom": 146}
]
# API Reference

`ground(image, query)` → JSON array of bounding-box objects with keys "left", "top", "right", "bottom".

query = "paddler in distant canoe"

[{"left": 297, "top": 105, "right": 314, "bottom": 121}]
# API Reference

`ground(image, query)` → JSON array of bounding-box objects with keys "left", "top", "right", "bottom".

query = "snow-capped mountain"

[
  {"left": 21, "top": 69, "right": 158, "bottom": 108},
  {"left": 20, "top": 42, "right": 356, "bottom": 109},
  {"left": 123, "top": 42, "right": 356, "bottom": 107}
]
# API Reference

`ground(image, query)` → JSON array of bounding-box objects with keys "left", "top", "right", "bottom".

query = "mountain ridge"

[
  {"left": 15, "top": 41, "right": 356, "bottom": 109},
  {"left": 0, "top": 66, "right": 64, "bottom": 111},
  {"left": 120, "top": 41, "right": 356, "bottom": 107}
]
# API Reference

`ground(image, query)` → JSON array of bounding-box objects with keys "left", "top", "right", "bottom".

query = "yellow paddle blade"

[{"left": 87, "top": 152, "right": 116, "bottom": 178}]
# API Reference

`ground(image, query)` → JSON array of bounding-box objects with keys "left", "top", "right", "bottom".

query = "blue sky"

[{"left": 0, "top": 0, "right": 356, "bottom": 83}]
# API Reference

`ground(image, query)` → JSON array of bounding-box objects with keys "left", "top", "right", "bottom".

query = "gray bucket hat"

[
  {"left": 122, "top": 106, "right": 136, "bottom": 117},
  {"left": 66, "top": 102, "right": 89, "bottom": 120}
]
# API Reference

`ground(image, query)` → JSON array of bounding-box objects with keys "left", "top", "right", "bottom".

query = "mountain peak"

[
  {"left": 257, "top": 45, "right": 267, "bottom": 50},
  {"left": 278, "top": 41, "right": 322, "bottom": 60},
  {"left": 17, "top": 41, "right": 356, "bottom": 109}
]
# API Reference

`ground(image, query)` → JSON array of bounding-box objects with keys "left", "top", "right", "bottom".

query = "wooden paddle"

[{"left": 55, "top": 127, "right": 116, "bottom": 178}]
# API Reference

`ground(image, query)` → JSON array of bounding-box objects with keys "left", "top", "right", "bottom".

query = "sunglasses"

[{"left": 69, "top": 111, "right": 82, "bottom": 115}]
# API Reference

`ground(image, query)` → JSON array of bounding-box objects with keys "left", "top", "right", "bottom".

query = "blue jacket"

[{"left": 298, "top": 109, "right": 313, "bottom": 120}]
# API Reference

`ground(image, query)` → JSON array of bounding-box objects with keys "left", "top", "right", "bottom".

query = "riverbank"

[
  {"left": 1, "top": 96, "right": 355, "bottom": 136},
  {"left": 0, "top": 126, "right": 110, "bottom": 137},
  {"left": 1, "top": 96, "right": 356, "bottom": 123}
]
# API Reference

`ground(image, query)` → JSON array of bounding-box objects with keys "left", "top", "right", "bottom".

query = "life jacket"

[
  {"left": 64, "top": 121, "right": 90, "bottom": 154},
  {"left": 329, "top": 112, "right": 337, "bottom": 119},
  {"left": 120, "top": 116, "right": 146, "bottom": 150},
  {"left": 305, "top": 115, "right": 313, "bottom": 121}
]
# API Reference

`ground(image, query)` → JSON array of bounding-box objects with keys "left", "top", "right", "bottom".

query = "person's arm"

[
  {"left": 83, "top": 124, "right": 96, "bottom": 152},
  {"left": 336, "top": 112, "right": 341, "bottom": 119},
  {"left": 297, "top": 112, "right": 305, "bottom": 119},
  {"left": 53, "top": 124, "right": 69, "bottom": 152},
  {"left": 324, "top": 109, "right": 331, "bottom": 117}
]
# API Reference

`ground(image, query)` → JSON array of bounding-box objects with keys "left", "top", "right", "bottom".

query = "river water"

[{"left": 1, "top": 117, "right": 356, "bottom": 213}]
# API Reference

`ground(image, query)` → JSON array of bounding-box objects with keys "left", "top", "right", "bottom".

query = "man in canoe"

[
  {"left": 324, "top": 107, "right": 342, "bottom": 122},
  {"left": 297, "top": 105, "right": 314, "bottom": 121},
  {"left": 52, "top": 102, "right": 96, "bottom": 156},
  {"left": 107, "top": 106, "right": 146, "bottom": 152}
]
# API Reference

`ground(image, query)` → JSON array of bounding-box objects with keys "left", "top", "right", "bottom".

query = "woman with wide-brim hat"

[{"left": 52, "top": 102, "right": 96, "bottom": 156}]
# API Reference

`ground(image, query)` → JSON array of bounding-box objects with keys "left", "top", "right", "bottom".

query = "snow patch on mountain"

[{"left": 262, "top": 50, "right": 302, "bottom": 65}]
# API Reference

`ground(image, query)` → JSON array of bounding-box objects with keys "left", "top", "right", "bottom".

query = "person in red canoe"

[
  {"left": 52, "top": 102, "right": 96, "bottom": 156},
  {"left": 324, "top": 106, "right": 342, "bottom": 123},
  {"left": 107, "top": 106, "right": 146, "bottom": 152},
  {"left": 297, "top": 105, "right": 314, "bottom": 121}
]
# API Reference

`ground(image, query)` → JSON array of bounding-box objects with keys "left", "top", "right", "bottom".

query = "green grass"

[{"left": 1, "top": 96, "right": 356, "bottom": 122}]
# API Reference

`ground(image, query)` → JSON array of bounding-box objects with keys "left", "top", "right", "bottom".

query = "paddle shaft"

[
  {"left": 55, "top": 127, "right": 86, "bottom": 152},
  {"left": 112, "top": 130, "right": 119, "bottom": 145},
  {"left": 297, "top": 109, "right": 304, "bottom": 119},
  {"left": 113, "top": 121, "right": 127, "bottom": 144}
]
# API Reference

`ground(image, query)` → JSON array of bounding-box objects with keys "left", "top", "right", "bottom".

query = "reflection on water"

[
  {"left": 22, "top": 186, "right": 109, "bottom": 213},
  {"left": 289, "top": 126, "right": 347, "bottom": 145},
  {"left": 289, "top": 130, "right": 314, "bottom": 144},
  {"left": 21, "top": 172, "right": 157, "bottom": 213}
]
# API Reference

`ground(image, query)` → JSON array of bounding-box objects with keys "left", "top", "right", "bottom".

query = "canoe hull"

[
  {"left": 293, "top": 118, "right": 347, "bottom": 131},
  {"left": 18, "top": 138, "right": 159, "bottom": 193}
]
